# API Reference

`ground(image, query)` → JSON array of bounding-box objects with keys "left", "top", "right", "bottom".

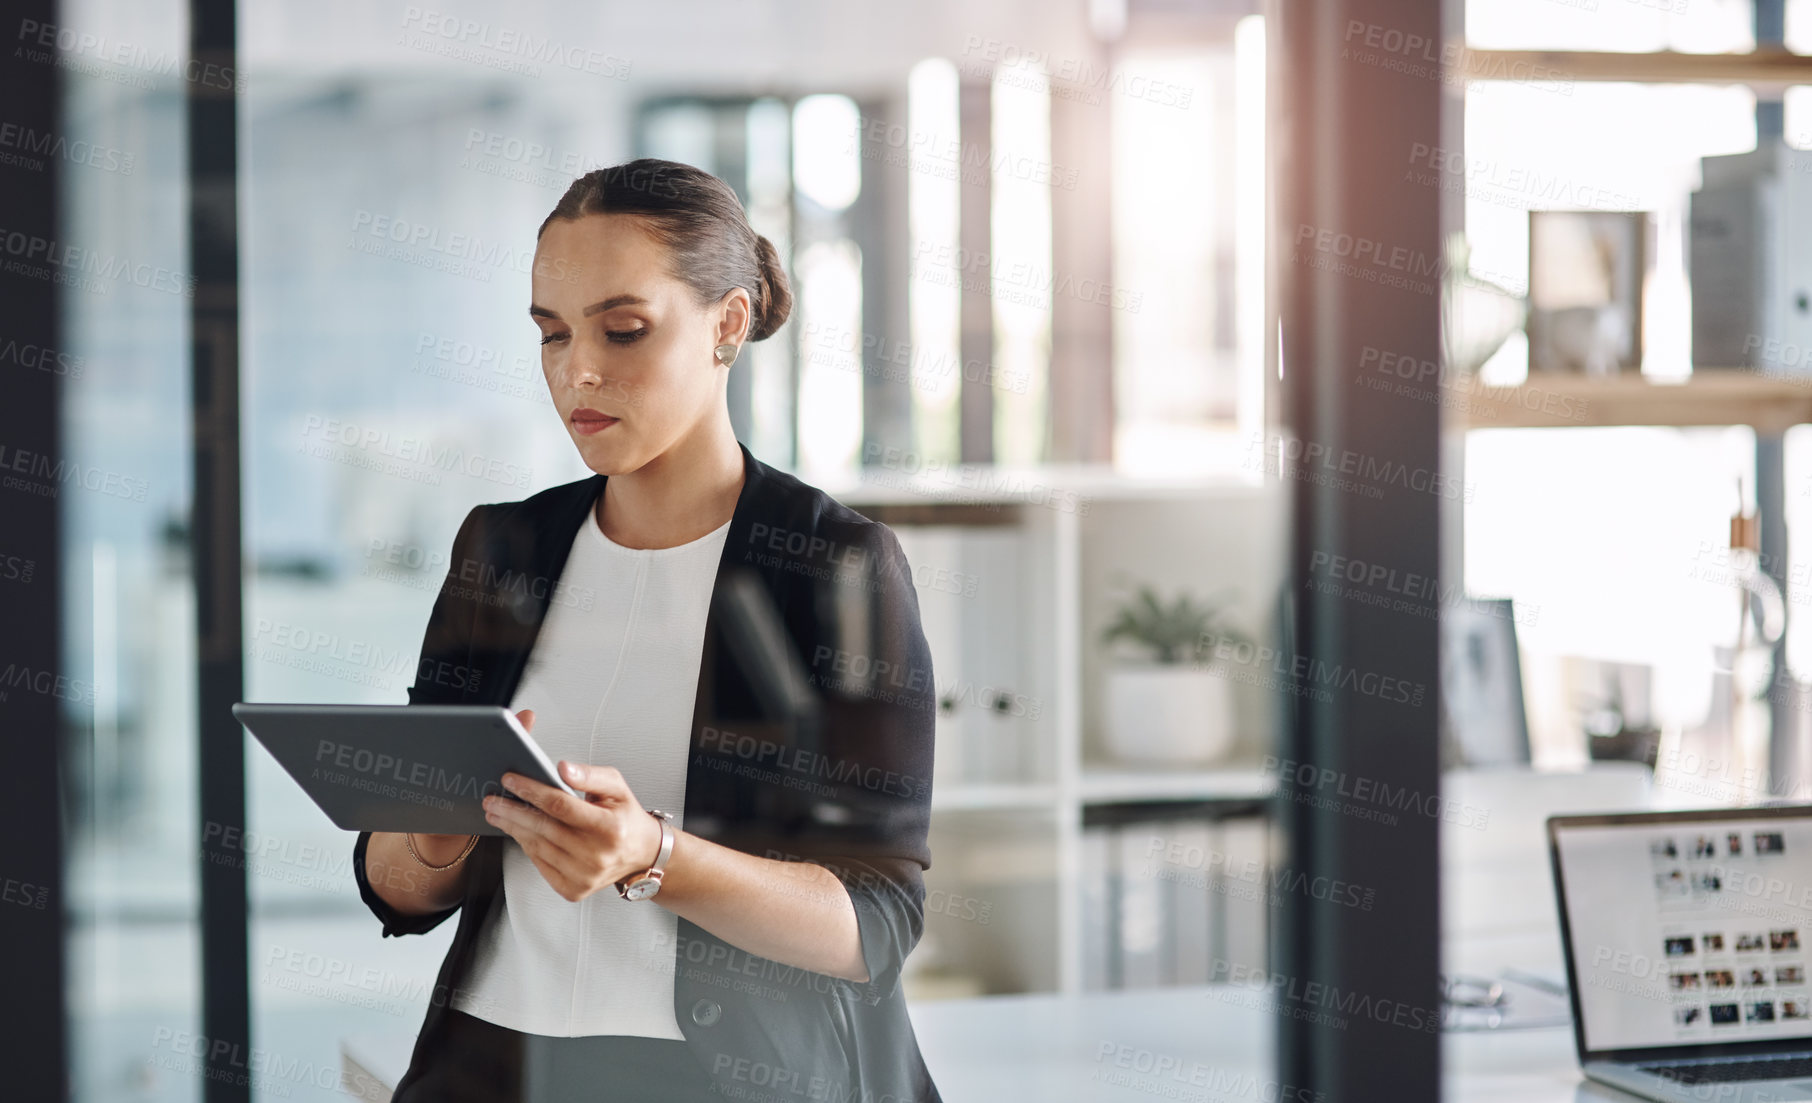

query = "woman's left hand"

[{"left": 483, "top": 759, "right": 666, "bottom": 902}]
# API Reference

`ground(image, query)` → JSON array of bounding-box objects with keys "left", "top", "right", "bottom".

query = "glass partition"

[
  {"left": 41, "top": 0, "right": 1331, "bottom": 1097},
  {"left": 50, "top": 0, "right": 203, "bottom": 1096}
]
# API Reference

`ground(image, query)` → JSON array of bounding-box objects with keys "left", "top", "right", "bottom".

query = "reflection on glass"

[
  {"left": 241, "top": 71, "right": 597, "bottom": 1098},
  {"left": 792, "top": 94, "right": 861, "bottom": 213},
  {"left": 1466, "top": 0, "right": 1754, "bottom": 52},
  {"left": 745, "top": 97, "right": 796, "bottom": 467},
  {"left": 56, "top": 5, "right": 200, "bottom": 1096},
  {"left": 990, "top": 55, "right": 1051, "bottom": 467},
  {"left": 42, "top": 4, "right": 1311, "bottom": 1099},
  {"left": 1110, "top": 49, "right": 1226, "bottom": 472},
  {"left": 907, "top": 57, "right": 962, "bottom": 466},
  {"left": 793, "top": 239, "right": 864, "bottom": 481}
]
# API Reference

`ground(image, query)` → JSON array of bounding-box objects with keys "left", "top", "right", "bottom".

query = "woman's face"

[{"left": 530, "top": 212, "right": 747, "bottom": 476}]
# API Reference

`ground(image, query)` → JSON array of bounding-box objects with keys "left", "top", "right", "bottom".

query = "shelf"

[
  {"left": 1457, "top": 47, "right": 1812, "bottom": 91},
  {"left": 1077, "top": 765, "right": 1277, "bottom": 805},
  {"left": 1455, "top": 372, "right": 1812, "bottom": 433}
]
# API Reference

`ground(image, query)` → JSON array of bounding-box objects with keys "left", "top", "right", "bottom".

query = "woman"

[{"left": 352, "top": 159, "right": 942, "bottom": 1102}]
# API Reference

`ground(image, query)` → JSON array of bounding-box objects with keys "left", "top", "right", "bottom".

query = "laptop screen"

[{"left": 1553, "top": 813, "right": 1812, "bottom": 1054}]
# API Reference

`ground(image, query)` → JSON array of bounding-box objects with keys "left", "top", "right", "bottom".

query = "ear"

[{"left": 715, "top": 286, "right": 752, "bottom": 348}]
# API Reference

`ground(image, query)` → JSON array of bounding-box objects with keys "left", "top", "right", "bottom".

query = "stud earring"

[{"left": 714, "top": 343, "right": 738, "bottom": 365}]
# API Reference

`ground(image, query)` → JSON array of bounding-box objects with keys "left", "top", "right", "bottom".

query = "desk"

[
  {"left": 342, "top": 765, "right": 1673, "bottom": 1100},
  {"left": 342, "top": 986, "right": 1646, "bottom": 1102},
  {"left": 908, "top": 986, "right": 1638, "bottom": 1102}
]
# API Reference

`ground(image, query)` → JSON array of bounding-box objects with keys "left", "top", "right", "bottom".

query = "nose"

[{"left": 558, "top": 338, "right": 606, "bottom": 390}]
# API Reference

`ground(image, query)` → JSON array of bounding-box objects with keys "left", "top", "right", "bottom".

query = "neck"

[{"left": 596, "top": 412, "right": 745, "bottom": 550}]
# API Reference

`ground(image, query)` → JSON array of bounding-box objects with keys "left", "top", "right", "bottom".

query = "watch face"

[{"left": 624, "top": 877, "right": 660, "bottom": 902}]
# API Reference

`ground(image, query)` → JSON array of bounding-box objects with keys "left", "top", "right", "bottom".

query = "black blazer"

[{"left": 352, "top": 442, "right": 942, "bottom": 1102}]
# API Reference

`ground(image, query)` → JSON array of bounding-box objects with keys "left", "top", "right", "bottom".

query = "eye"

[
  {"left": 539, "top": 332, "right": 568, "bottom": 347},
  {"left": 606, "top": 329, "right": 646, "bottom": 344}
]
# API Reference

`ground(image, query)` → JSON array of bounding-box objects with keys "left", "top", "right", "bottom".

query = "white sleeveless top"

[{"left": 450, "top": 503, "right": 730, "bottom": 1037}]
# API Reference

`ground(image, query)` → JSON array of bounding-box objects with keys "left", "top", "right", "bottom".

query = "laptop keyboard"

[{"left": 1638, "top": 1055, "right": 1812, "bottom": 1084}]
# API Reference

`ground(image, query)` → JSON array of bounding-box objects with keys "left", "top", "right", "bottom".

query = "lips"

[{"left": 570, "top": 408, "right": 619, "bottom": 436}]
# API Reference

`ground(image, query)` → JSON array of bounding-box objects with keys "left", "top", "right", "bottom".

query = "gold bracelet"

[{"left": 404, "top": 832, "right": 478, "bottom": 872}]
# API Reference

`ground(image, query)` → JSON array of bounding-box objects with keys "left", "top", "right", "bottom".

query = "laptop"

[{"left": 1550, "top": 805, "right": 1812, "bottom": 1101}]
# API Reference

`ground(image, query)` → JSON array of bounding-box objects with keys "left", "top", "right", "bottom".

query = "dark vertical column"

[
  {"left": 1754, "top": 0, "right": 1797, "bottom": 794},
  {"left": 189, "top": 1, "right": 249, "bottom": 1100},
  {"left": 957, "top": 76, "right": 994, "bottom": 464},
  {"left": 1048, "top": 66, "right": 1114, "bottom": 463},
  {"left": 855, "top": 94, "right": 914, "bottom": 463},
  {"left": 0, "top": 0, "right": 68, "bottom": 1095},
  {"left": 1272, "top": 0, "right": 1445, "bottom": 1098}
]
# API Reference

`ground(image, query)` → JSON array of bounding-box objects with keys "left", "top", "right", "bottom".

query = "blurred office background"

[
  {"left": 50, "top": 4, "right": 1278, "bottom": 1096},
  {"left": 23, "top": 0, "right": 1812, "bottom": 1098}
]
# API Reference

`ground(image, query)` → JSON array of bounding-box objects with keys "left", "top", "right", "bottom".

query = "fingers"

[
  {"left": 486, "top": 795, "right": 631, "bottom": 902},
  {"left": 485, "top": 792, "right": 586, "bottom": 862},
  {"left": 491, "top": 776, "right": 591, "bottom": 842},
  {"left": 499, "top": 772, "right": 580, "bottom": 816},
  {"left": 486, "top": 763, "right": 649, "bottom": 902},
  {"left": 516, "top": 707, "right": 535, "bottom": 732},
  {"left": 556, "top": 761, "right": 632, "bottom": 801}
]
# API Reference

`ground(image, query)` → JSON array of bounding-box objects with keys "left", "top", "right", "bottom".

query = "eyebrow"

[{"left": 527, "top": 294, "right": 650, "bottom": 321}]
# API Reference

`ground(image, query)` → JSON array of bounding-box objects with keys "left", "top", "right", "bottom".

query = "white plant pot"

[{"left": 1102, "top": 665, "right": 1237, "bottom": 766}]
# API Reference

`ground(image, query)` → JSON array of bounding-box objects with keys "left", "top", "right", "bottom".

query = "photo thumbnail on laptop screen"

[{"left": 1555, "top": 817, "right": 1812, "bottom": 1053}]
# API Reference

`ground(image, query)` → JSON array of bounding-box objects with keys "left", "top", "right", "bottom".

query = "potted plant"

[{"left": 1099, "top": 583, "right": 1250, "bottom": 766}]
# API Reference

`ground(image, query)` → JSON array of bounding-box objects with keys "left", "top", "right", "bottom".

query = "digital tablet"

[{"left": 231, "top": 702, "right": 579, "bottom": 836}]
